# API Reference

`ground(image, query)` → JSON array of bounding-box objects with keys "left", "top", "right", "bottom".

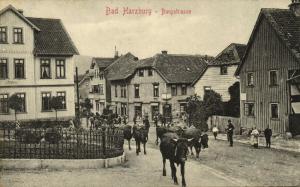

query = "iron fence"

[{"left": 0, "top": 127, "right": 124, "bottom": 159}]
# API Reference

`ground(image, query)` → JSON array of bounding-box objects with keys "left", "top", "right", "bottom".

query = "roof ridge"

[{"left": 26, "top": 16, "right": 61, "bottom": 20}]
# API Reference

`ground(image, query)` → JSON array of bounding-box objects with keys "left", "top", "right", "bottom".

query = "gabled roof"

[
  {"left": 137, "top": 53, "right": 210, "bottom": 84},
  {"left": 235, "top": 8, "right": 300, "bottom": 76},
  {"left": 105, "top": 53, "right": 138, "bottom": 81},
  {"left": 0, "top": 5, "right": 40, "bottom": 31},
  {"left": 209, "top": 43, "right": 246, "bottom": 66},
  {"left": 90, "top": 57, "right": 116, "bottom": 69},
  {"left": 27, "top": 17, "right": 79, "bottom": 56}
]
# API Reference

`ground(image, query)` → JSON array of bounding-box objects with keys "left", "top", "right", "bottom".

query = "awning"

[{"left": 292, "top": 102, "right": 300, "bottom": 114}]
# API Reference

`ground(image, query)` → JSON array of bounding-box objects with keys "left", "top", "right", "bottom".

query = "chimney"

[
  {"left": 114, "top": 45, "right": 119, "bottom": 58},
  {"left": 134, "top": 57, "right": 139, "bottom": 61},
  {"left": 17, "top": 9, "right": 24, "bottom": 15},
  {"left": 289, "top": 0, "right": 300, "bottom": 16},
  {"left": 161, "top": 50, "right": 168, "bottom": 55}
]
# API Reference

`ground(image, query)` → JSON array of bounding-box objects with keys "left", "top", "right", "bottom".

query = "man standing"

[
  {"left": 212, "top": 125, "right": 219, "bottom": 140},
  {"left": 227, "top": 120, "right": 235, "bottom": 147},
  {"left": 264, "top": 126, "right": 272, "bottom": 148}
]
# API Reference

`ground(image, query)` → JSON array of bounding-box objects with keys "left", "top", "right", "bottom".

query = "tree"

[
  {"left": 225, "top": 82, "right": 240, "bottom": 117},
  {"left": 50, "top": 96, "right": 63, "bottom": 121},
  {"left": 8, "top": 94, "right": 23, "bottom": 121},
  {"left": 186, "top": 95, "right": 207, "bottom": 130},
  {"left": 80, "top": 98, "right": 93, "bottom": 126},
  {"left": 203, "top": 90, "right": 224, "bottom": 118}
]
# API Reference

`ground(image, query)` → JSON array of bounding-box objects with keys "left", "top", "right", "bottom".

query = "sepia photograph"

[{"left": 0, "top": 0, "right": 299, "bottom": 186}]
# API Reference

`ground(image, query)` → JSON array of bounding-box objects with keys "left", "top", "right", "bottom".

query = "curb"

[
  {"left": 0, "top": 153, "right": 126, "bottom": 170},
  {"left": 211, "top": 135, "right": 300, "bottom": 153}
]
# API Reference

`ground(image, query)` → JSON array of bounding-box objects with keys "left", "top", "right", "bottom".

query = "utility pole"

[{"left": 75, "top": 67, "right": 80, "bottom": 124}]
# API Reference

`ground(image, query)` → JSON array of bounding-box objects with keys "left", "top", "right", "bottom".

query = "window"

[
  {"left": 16, "top": 93, "right": 26, "bottom": 113},
  {"left": 99, "top": 74, "right": 104, "bottom": 80},
  {"left": 56, "top": 59, "right": 65, "bottom": 79},
  {"left": 0, "top": 59, "right": 8, "bottom": 79},
  {"left": 203, "top": 86, "right": 211, "bottom": 93},
  {"left": 0, "top": 27, "right": 7, "bottom": 43},
  {"left": 153, "top": 83, "right": 159, "bottom": 97},
  {"left": 98, "top": 84, "right": 104, "bottom": 95},
  {"left": 121, "top": 103, "right": 127, "bottom": 115},
  {"left": 42, "top": 92, "right": 51, "bottom": 111},
  {"left": 115, "top": 85, "right": 118, "bottom": 97},
  {"left": 121, "top": 85, "right": 126, "bottom": 98},
  {"left": 244, "top": 102, "right": 255, "bottom": 117},
  {"left": 139, "top": 69, "right": 144, "bottom": 77},
  {"left": 14, "top": 59, "right": 25, "bottom": 79},
  {"left": 135, "top": 84, "right": 140, "bottom": 98},
  {"left": 220, "top": 66, "right": 228, "bottom": 75},
  {"left": 96, "top": 100, "right": 100, "bottom": 111},
  {"left": 41, "top": 59, "right": 51, "bottom": 79},
  {"left": 0, "top": 94, "right": 9, "bottom": 114},
  {"left": 171, "top": 85, "right": 177, "bottom": 96},
  {"left": 269, "top": 70, "right": 278, "bottom": 86},
  {"left": 57, "top": 92, "right": 66, "bottom": 110},
  {"left": 247, "top": 72, "right": 254, "bottom": 86},
  {"left": 181, "top": 85, "right": 187, "bottom": 95},
  {"left": 148, "top": 69, "right": 153, "bottom": 76},
  {"left": 13, "top": 28, "right": 23, "bottom": 44},
  {"left": 270, "top": 103, "right": 279, "bottom": 119}
]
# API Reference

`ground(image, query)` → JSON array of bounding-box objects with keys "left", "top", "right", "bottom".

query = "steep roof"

[
  {"left": 235, "top": 8, "right": 300, "bottom": 75},
  {"left": 105, "top": 53, "right": 138, "bottom": 81},
  {"left": 27, "top": 17, "right": 79, "bottom": 56},
  {"left": 0, "top": 5, "right": 40, "bottom": 31},
  {"left": 137, "top": 54, "right": 210, "bottom": 84},
  {"left": 90, "top": 57, "right": 116, "bottom": 69},
  {"left": 209, "top": 43, "right": 246, "bottom": 66}
]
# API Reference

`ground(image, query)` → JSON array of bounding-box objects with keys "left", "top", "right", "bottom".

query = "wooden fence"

[{"left": 208, "top": 115, "right": 241, "bottom": 135}]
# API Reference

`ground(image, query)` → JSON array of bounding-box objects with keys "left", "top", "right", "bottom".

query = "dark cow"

[
  {"left": 133, "top": 125, "right": 148, "bottom": 155},
  {"left": 119, "top": 125, "right": 133, "bottom": 150},
  {"left": 156, "top": 125, "right": 183, "bottom": 145},
  {"left": 160, "top": 132, "right": 191, "bottom": 187},
  {"left": 182, "top": 128, "right": 209, "bottom": 158}
]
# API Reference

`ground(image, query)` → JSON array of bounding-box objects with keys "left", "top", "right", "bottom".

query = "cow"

[
  {"left": 156, "top": 125, "right": 183, "bottom": 145},
  {"left": 118, "top": 124, "right": 133, "bottom": 150},
  {"left": 182, "top": 128, "right": 209, "bottom": 158},
  {"left": 133, "top": 125, "right": 148, "bottom": 155},
  {"left": 160, "top": 132, "right": 192, "bottom": 187}
]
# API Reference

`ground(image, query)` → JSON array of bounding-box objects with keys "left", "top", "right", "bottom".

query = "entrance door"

[
  {"left": 151, "top": 105, "right": 159, "bottom": 120},
  {"left": 163, "top": 104, "right": 172, "bottom": 123}
]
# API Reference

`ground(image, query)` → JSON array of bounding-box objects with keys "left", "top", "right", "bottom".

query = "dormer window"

[
  {"left": 220, "top": 66, "right": 228, "bottom": 75},
  {"left": 139, "top": 69, "right": 144, "bottom": 77},
  {"left": 0, "top": 27, "right": 7, "bottom": 43},
  {"left": 13, "top": 28, "right": 23, "bottom": 44}
]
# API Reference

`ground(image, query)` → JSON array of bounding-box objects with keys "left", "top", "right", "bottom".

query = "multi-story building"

[
  {"left": 193, "top": 43, "right": 246, "bottom": 101},
  {"left": 106, "top": 51, "right": 208, "bottom": 122},
  {"left": 235, "top": 0, "right": 300, "bottom": 134},
  {"left": 88, "top": 57, "right": 116, "bottom": 114},
  {"left": 105, "top": 52, "right": 138, "bottom": 117},
  {"left": 0, "top": 5, "right": 79, "bottom": 121}
]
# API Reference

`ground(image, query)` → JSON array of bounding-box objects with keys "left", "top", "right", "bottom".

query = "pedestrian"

[
  {"left": 89, "top": 116, "right": 94, "bottom": 129},
  {"left": 251, "top": 127, "right": 259, "bottom": 148},
  {"left": 212, "top": 125, "right": 219, "bottom": 140},
  {"left": 227, "top": 120, "right": 235, "bottom": 147},
  {"left": 264, "top": 126, "right": 272, "bottom": 148},
  {"left": 133, "top": 115, "right": 137, "bottom": 125},
  {"left": 162, "top": 115, "right": 166, "bottom": 127}
]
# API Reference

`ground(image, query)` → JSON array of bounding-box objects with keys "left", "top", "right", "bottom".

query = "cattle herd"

[{"left": 118, "top": 123, "right": 209, "bottom": 187}]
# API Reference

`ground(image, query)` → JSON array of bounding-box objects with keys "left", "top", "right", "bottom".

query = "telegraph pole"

[{"left": 75, "top": 67, "right": 80, "bottom": 124}]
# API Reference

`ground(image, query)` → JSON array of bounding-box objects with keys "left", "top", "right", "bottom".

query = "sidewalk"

[{"left": 212, "top": 133, "right": 300, "bottom": 153}]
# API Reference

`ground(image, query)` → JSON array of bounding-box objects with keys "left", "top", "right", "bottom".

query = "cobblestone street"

[{"left": 1, "top": 127, "right": 300, "bottom": 187}]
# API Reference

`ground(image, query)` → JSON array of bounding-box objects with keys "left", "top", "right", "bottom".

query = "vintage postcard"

[{"left": 0, "top": 0, "right": 299, "bottom": 186}]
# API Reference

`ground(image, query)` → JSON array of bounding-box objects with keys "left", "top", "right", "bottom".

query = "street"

[{"left": 1, "top": 126, "right": 300, "bottom": 187}]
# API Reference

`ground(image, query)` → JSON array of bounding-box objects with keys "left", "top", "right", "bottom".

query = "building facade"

[
  {"left": 0, "top": 5, "right": 79, "bottom": 121},
  {"left": 88, "top": 57, "right": 116, "bottom": 114},
  {"left": 106, "top": 51, "right": 208, "bottom": 122},
  {"left": 235, "top": 1, "right": 300, "bottom": 134},
  {"left": 193, "top": 43, "right": 246, "bottom": 101}
]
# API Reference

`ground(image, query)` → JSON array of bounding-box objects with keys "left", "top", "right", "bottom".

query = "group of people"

[{"left": 212, "top": 120, "right": 273, "bottom": 148}]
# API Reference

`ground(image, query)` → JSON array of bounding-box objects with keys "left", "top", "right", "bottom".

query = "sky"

[{"left": 0, "top": 0, "right": 291, "bottom": 59}]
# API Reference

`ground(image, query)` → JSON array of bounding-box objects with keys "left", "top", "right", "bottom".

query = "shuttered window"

[{"left": 244, "top": 102, "right": 254, "bottom": 117}]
